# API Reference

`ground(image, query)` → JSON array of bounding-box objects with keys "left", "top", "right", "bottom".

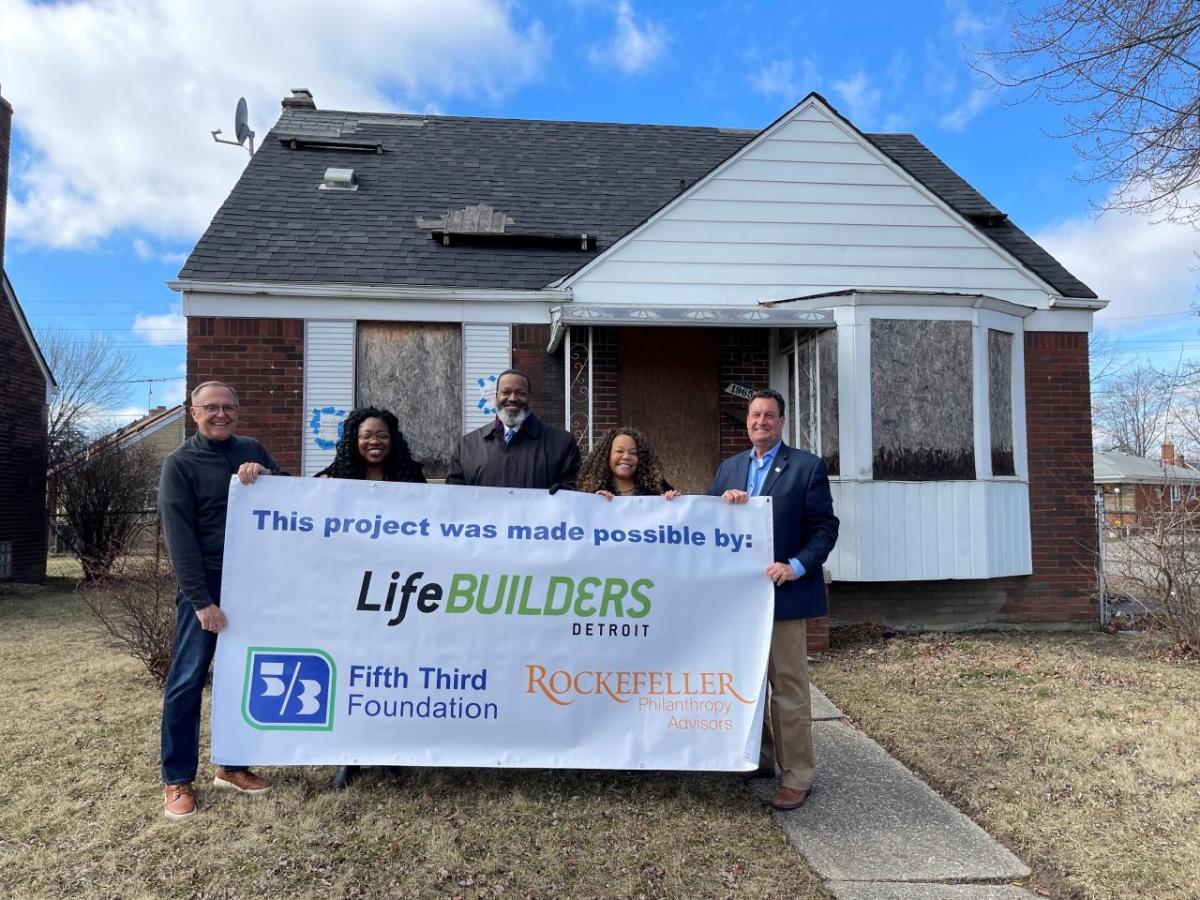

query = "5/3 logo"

[{"left": 242, "top": 648, "right": 336, "bottom": 731}]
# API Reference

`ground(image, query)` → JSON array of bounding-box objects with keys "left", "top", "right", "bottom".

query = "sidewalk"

[{"left": 748, "top": 686, "right": 1039, "bottom": 900}]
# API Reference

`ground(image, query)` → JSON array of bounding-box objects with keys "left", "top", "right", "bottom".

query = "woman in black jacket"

[
  {"left": 317, "top": 406, "right": 424, "bottom": 788},
  {"left": 577, "top": 427, "right": 679, "bottom": 499}
]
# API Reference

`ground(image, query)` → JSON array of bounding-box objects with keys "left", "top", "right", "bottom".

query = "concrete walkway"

[{"left": 748, "top": 686, "right": 1039, "bottom": 900}]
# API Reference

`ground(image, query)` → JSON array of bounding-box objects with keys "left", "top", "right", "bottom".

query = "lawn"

[
  {"left": 0, "top": 579, "right": 827, "bottom": 900},
  {"left": 814, "top": 631, "right": 1200, "bottom": 900}
]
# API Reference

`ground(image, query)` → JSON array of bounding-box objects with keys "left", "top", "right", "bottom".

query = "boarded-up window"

[
  {"left": 988, "top": 329, "right": 1015, "bottom": 476},
  {"left": 357, "top": 323, "right": 462, "bottom": 480},
  {"left": 871, "top": 319, "right": 974, "bottom": 480},
  {"left": 787, "top": 329, "right": 839, "bottom": 476}
]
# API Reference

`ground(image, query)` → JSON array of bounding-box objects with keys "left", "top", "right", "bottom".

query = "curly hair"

[
  {"left": 577, "top": 426, "right": 670, "bottom": 495},
  {"left": 317, "top": 406, "right": 426, "bottom": 483}
]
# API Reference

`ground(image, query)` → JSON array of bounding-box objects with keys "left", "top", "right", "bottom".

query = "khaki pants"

[{"left": 758, "top": 617, "right": 814, "bottom": 791}]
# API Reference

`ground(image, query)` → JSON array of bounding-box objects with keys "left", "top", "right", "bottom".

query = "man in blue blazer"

[{"left": 708, "top": 388, "right": 839, "bottom": 810}]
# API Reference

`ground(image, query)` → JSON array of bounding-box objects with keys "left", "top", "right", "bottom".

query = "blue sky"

[{"left": 2, "top": 0, "right": 1197, "bottom": 427}]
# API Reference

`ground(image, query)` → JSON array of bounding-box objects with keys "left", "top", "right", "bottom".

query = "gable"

[{"left": 564, "top": 98, "right": 1069, "bottom": 308}]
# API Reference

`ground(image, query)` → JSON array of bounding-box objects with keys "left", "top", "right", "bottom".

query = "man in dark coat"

[
  {"left": 708, "top": 388, "right": 838, "bottom": 811},
  {"left": 447, "top": 369, "right": 580, "bottom": 490},
  {"left": 157, "top": 381, "right": 280, "bottom": 819}
]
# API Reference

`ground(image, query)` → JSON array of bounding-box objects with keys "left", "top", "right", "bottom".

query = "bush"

[{"left": 83, "top": 536, "right": 177, "bottom": 685}]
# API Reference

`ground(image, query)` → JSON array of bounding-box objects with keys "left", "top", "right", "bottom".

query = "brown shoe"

[
  {"left": 163, "top": 783, "right": 197, "bottom": 819},
  {"left": 213, "top": 768, "right": 271, "bottom": 794},
  {"left": 770, "top": 785, "right": 810, "bottom": 810}
]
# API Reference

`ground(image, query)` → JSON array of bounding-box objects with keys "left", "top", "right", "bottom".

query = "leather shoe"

[
  {"left": 770, "top": 785, "right": 811, "bottom": 810},
  {"left": 742, "top": 765, "right": 776, "bottom": 781},
  {"left": 212, "top": 768, "right": 271, "bottom": 794},
  {"left": 163, "top": 783, "right": 196, "bottom": 819}
]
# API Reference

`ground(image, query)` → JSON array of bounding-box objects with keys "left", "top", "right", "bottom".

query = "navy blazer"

[{"left": 708, "top": 443, "right": 839, "bottom": 621}]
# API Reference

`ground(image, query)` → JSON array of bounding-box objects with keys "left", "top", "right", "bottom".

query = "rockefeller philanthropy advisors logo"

[{"left": 242, "top": 648, "right": 336, "bottom": 731}]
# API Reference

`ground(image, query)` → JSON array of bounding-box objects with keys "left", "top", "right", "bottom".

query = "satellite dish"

[
  {"left": 212, "top": 96, "right": 255, "bottom": 157},
  {"left": 234, "top": 97, "right": 252, "bottom": 145}
]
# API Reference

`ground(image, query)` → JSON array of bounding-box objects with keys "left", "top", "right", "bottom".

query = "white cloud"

[
  {"left": 938, "top": 84, "right": 992, "bottom": 131},
  {"left": 749, "top": 58, "right": 817, "bottom": 104},
  {"left": 0, "top": 0, "right": 549, "bottom": 249},
  {"left": 587, "top": 1, "right": 667, "bottom": 75},
  {"left": 1034, "top": 190, "right": 1200, "bottom": 338},
  {"left": 831, "top": 71, "right": 882, "bottom": 129},
  {"left": 132, "top": 308, "right": 187, "bottom": 346},
  {"left": 132, "top": 237, "right": 187, "bottom": 265}
]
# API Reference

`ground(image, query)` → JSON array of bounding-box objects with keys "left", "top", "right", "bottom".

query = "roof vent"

[{"left": 320, "top": 167, "right": 358, "bottom": 191}]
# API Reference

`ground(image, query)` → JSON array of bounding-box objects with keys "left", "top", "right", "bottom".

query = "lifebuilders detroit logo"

[{"left": 242, "top": 648, "right": 336, "bottom": 731}]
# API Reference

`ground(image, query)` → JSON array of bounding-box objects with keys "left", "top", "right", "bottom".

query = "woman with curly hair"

[
  {"left": 577, "top": 427, "right": 679, "bottom": 500},
  {"left": 317, "top": 406, "right": 423, "bottom": 788},
  {"left": 316, "top": 406, "right": 425, "bottom": 483}
]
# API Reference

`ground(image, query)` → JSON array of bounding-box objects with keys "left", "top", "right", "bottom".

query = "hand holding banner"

[{"left": 212, "top": 477, "right": 775, "bottom": 771}]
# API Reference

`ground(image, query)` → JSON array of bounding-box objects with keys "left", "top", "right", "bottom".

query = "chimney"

[
  {"left": 1162, "top": 441, "right": 1176, "bottom": 467},
  {"left": 282, "top": 88, "right": 316, "bottom": 110},
  {"left": 0, "top": 85, "right": 13, "bottom": 274}
]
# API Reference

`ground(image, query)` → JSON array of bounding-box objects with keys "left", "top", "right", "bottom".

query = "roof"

[
  {"left": 112, "top": 403, "right": 185, "bottom": 449},
  {"left": 1094, "top": 450, "right": 1200, "bottom": 485},
  {"left": 2, "top": 271, "right": 56, "bottom": 389},
  {"left": 179, "top": 100, "right": 1095, "bottom": 299}
]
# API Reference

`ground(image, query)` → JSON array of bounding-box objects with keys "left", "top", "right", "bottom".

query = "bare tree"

[
  {"left": 1092, "top": 363, "right": 1182, "bottom": 455},
  {"left": 980, "top": 1, "right": 1200, "bottom": 223},
  {"left": 37, "top": 329, "right": 138, "bottom": 467},
  {"left": 1088, "top": 328, "right": 1129, "bottom": 387},
  {"left": 56, "top": 441, "right": 159, "bottom": 583}
]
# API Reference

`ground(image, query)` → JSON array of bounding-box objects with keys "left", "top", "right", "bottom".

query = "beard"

[{"left": 497, "top": 404, "right": 531, "bottom": 429}]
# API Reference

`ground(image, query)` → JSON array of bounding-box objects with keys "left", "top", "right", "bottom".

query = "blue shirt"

[{"left": 747, "top": 442, "right": 806, "bottom": 579}]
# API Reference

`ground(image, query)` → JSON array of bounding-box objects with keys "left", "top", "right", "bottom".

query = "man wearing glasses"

[{"left": 157, "top": 381, "right": 280, "bottom": 819}]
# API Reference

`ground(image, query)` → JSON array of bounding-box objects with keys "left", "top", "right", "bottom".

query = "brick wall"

[
  {"left": 1003, "top": 331, "right": 1097, "bottom": 622},
  {"left": 512, "top": 325, "right": 567, "bottom": 432},
  {"left": 187, "top": 318, "right": 304, "bottom": 474},
  {"left": 0, "top": 290, "right": 49, "bottom": 581}
]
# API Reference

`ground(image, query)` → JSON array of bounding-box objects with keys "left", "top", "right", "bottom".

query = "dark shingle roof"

[
  {"left": 866, "top": 134, "right": 1096, "bottom": 299},
  {"left": 179, "top": 107, "right": 1096, "bottom": 299}
]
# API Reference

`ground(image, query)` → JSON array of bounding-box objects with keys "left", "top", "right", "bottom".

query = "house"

[
  {"left": 172, "top": 89, "right": 1103, "bottom": 648},
  {"left": 0, "top": 87, "right": 56, "bottom": 582},
  {"left": 1095, "top": 443, "right": 1200, "bottom": 529},
  {"left": 46, "top": 404, "right": 186, "bottom": 553}
]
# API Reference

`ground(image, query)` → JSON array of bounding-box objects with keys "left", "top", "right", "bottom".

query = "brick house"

[
  {"left": 173, "top": 90, "right": 1102, "bottom": 648},
  {"left": 0, "top": 88, "right": 56, "bottom": 582},
  {"left": 1095, "top": 443, "right": 1200, "bottom": 529}
]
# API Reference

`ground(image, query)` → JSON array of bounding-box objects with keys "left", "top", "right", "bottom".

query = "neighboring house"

[
  {"left": 1095, "top": 443, "right": 1200, "bottom": 529},
  {"left": 47, "top": 404, "right": 185, "bottom": 552},
  {"left": 172, "top": 89, "right": 1103, "bottom": 647},
  {"left": 0, "top": 87, "right": 56, "bottom": 582}
]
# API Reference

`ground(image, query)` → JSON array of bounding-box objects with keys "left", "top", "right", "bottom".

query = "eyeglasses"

[
  {"left": 357, "top": 430, "right": 391, "bottom": 442},
  {"left": 197, "top": 404, "right": 238, "bottom": 415}
]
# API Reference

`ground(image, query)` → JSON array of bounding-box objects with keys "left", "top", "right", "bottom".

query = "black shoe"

[
  {"left": 742, "top": 765, "right": 776, "bottom": 781},
  {"left": 331, "top": 765, "right": 361, "bottom": 789}
]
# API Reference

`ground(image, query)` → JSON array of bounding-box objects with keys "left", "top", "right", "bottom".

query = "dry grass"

[
  {"left": 0, "top": 585, "right": 827, "bottom": 900},
  {"left": 814, "top": 632, "right": 1200, "bottom": 900}
]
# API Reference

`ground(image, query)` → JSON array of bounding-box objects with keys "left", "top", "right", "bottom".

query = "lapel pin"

[{"left": 774, "top": 467, "right": 782, "bottom": 473}]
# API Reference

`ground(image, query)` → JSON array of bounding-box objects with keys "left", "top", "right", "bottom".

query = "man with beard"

[{"left": 447, "top": 368, "right": 580, "bottom": 490}]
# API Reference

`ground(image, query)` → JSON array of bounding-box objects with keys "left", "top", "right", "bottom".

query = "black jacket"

[{"left": 446, "top": 414, "right": 581, "bottom": 490}]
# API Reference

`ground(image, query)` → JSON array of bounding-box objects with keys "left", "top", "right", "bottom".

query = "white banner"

[{"left": 212, "top": 477, "right": 775, "bottom": 771}]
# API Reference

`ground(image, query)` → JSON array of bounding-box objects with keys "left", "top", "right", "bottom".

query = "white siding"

[
  {"left": 302, "top": 320, "right": 356, "bottom": 476},
  {"left": 462, "top": 324, "right": 511, "bottom": 431},
  {"left": 826, "top": 480, "right": 1032, "bottom": 581},
  {"left": 568, "top": 99, "right": 1052, "bottom": 308}
]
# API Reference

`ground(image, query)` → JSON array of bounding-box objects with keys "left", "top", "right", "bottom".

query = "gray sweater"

[{"left": 158, "top": 433, "right": 280, "bottom": 610}]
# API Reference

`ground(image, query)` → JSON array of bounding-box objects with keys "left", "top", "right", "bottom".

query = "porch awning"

[{"left": 547, "top": 303, "right": 833, "bottom": 351}]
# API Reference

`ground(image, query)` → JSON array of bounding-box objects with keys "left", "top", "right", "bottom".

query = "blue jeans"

[{"left": 160, "top": 569, "right": 247, "bottom": 784}]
